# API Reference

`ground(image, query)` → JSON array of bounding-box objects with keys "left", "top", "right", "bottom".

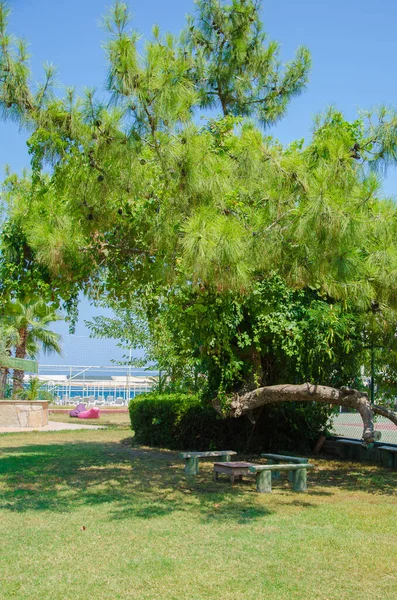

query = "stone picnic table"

[
  {"left": 180, "top": 450, "right": 237, "bottom": 475},
  {"left": 213, "top": 461, "right": 254, "bottom": 484},
  {"left": 180, "top": 450, "right": 314, "bottom": 493}
]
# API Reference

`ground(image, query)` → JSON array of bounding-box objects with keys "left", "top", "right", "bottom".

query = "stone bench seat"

[
  {"left": 260, "top": 453, "right": 308, "bottom": 481},
  {"left": 249, "top": 463, "right": 314, "bottom": 493},
  {"left": 261, "top": 453, "right": 309, "bottom": 462},
  {"left": 180, "top": 450, "right": 237, "bottom": 475}
]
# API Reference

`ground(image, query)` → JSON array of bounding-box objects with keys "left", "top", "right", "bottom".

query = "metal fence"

[
  {"left": 330, "top": 408, "right": 397, "bottom": 445},
  {"left": 36, "top": 364, "right": 156, "bottom": 406}
]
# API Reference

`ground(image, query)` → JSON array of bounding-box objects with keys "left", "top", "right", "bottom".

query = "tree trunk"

[
  {"left": 12, "top": 327, "right": 28, "bottom": 396},
  {"left": 213, "top": 383, "right": 397, "bottom": 445},
  {"left": 0, "top": 366, "right": 9, "bottom": 397},
  {"left": 0, "top": 345, "right": 12, "bottom": 397}
]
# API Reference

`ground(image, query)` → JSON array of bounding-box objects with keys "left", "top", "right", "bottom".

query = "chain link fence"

[{"left": 330, "top": 409, "right": 397, "bottom": 445}]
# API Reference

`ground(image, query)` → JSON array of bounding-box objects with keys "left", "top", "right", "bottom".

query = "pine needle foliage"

[
  {"left": 182, "top": 0, "right": 311, "bottom": 125},
  {"left": 2, "top": 1, "right": 397, "bottom": 401}
]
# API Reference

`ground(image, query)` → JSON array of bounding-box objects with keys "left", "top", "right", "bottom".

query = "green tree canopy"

[
  {"left": 2, "top": 1, "right": 397, "bottom": 438},
  {"left": 1, "top": 1, "right": 397, "bottom": 310},
  {"left": 182, "top": 0, "right": 311, "bottom": 123}
]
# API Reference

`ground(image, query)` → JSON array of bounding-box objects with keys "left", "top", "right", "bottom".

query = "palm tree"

[
  {"left": 0, "top": 321, "right": 20, "bottom": 397},
  {"left": 19, "top": 376, "right": 55, "bottom": 402},
  {"left": 4, "top": 298, "right": 62, "bottom": 396}
]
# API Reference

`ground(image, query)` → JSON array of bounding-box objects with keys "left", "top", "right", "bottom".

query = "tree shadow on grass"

[
  {"left": 307, "top": 457, "right": 397, "bottom": 496},
  {"left": 2, "top": 438, "right": 390, "bottom": 525},
  {"left": 0, "top": 439, "right": 274, "bottom": 523},
  {"left": 243, "top": 452, "right": 397, "bottom": 496}
]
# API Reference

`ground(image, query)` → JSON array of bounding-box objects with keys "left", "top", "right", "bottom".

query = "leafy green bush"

[
  {"left": 129, "top": 392, "right": 332, "bottom": 453},
  {"left": 129, "top": 393, "right": 219, "bottom": 450}
]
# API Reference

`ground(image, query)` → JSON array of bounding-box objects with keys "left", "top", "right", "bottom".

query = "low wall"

[
  {"left": 323, "top": 438, "right": 395, "bottom": 467},
  {"left": 0, "top": 401, "right": 49, "bottom": 428}
]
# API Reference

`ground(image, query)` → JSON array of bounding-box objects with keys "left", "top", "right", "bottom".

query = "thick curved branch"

[
  {"left": 373, "top": 404, "right": 397, "bottom": 426},
  {"left": 213, "top": 383, "right": 397, "bottom": 445}
]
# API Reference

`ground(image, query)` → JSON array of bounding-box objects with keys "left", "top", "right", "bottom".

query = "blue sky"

[{"left": 2, "top": 0, "right": 397, "bottom": 364}]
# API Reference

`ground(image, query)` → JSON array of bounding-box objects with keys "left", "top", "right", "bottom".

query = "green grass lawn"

[
  {"left": 0, "top": 429, "right": 396, "bottom": 600},
  {"left": 48, "top": 410, "right": 131, "bottom": 428}
]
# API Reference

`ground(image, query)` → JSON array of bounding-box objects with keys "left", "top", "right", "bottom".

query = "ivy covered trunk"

[
  {"left": 12, "top": 327, "right": 28, "bottom": 396},
  {"left": 214, "top": 383, "right": 397, "bottom": 445}
]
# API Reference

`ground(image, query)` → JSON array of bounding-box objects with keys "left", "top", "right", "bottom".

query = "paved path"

[{"left": 0, "top": 421, "right": 105, "bottom": 434}]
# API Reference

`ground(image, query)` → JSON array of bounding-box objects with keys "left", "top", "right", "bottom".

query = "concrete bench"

[
  {"left": 261, "top": 453, "right": 308, "bottom": 481},
  {"left": 249, "top": 463, "right": 314, "bottom": 493},
  {"left": 377, "top": 446, "right": 397, "bottom": 468},
  {"left": 180, "top": 450, "right": 237, "bottom": 476}
]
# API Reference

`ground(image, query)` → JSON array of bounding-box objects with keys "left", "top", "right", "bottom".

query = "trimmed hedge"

[
  {"left": 129, "top": 392, "right": 331, "bottom": 453},
  {"left": 129, "top": 393, "right": 222, "bottom": 451}
]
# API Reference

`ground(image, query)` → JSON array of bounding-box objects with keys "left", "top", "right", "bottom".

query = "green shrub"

[
  {"left": 129, "top": 393, "right": 220, "bottom": 450},
  {"left": 129, "top": 392, "right": 332, "bottom": 453}
]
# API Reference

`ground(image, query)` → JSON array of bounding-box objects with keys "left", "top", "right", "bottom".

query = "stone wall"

[
  {"left": 323, "top": 438, "right": 393, "bottom": 467},
  {"left": 0, "top": 401, "right": 49, "bottom": 428}
]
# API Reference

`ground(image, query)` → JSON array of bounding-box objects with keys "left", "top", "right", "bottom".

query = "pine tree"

[
  {"left": 1, "top": 2, "right": 397, "bottom": 438},
  {"left": 183, "top": 0, "right": 311, "bottom": 124}
]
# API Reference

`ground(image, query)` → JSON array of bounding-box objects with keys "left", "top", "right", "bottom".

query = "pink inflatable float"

[{"left": 78, "top": 408, "right": 100, "bottom": 419}]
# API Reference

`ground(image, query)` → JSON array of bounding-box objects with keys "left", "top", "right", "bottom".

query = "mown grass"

[
  {"left": 48, "top": 410, "right": 130, "bottom": 429},
  {"left": 0, "top": 429, "right": 396, "bottom": 600}
]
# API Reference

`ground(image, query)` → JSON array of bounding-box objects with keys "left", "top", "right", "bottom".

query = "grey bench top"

[
  {"left": 377, "top": 446, "right": 397, "bottom": 453},
  {"left": 261, "top": 453, "right": 308, "bottom": 463},
  {"left": 213, "top": 461, "right": 253, "bottom": 469},
  {"left": 249, "top": 463, "right": 314, "bottom": 473},
  {"left": 180, "top": 451, "right": 237, "bottom": 459},
  {"left": 334, "top": 439, "right": 363, "bottom": 445}
]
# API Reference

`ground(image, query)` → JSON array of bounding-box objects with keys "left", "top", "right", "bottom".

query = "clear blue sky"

[{"left": 2, "top": 0, "right": 397, "bottom": 363}]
